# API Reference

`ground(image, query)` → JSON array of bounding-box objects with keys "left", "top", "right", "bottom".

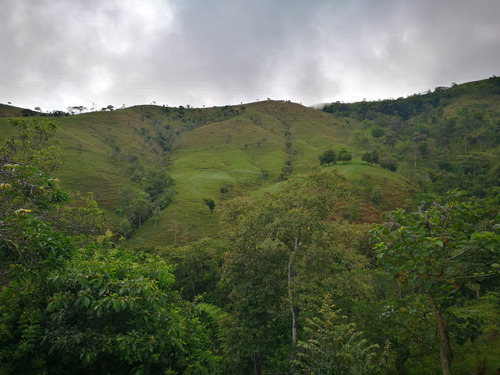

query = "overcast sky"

[{"left": 1, "top": 0, "right": 499, "bottom": 112}]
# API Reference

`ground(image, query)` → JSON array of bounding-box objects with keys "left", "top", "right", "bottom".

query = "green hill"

[{"left": 1, "top": 77, "right": 499, "bottom": 247}]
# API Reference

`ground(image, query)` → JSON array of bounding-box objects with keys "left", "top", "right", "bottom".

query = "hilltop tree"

[
  {"left": 337, "top": 149, "right": 352, "bottom": 163},
  {"left": 319, "top": 149, "right": 336, "bottom": 165},
  {"left": 361, "top": 151, "right": 379, "bottom": 164}
]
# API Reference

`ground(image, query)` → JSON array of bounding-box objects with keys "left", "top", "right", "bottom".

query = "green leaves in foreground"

[
  {"left": 294, "top": 295, "right": 386, "bottom": 375},
  {"left": 0, "top": 247, "right": 219, "bottom": 375},
  {"left": 42, "top": 247, "right": 219, "bottom": 374},
  {"left": 371, "top": 195, "right": 500, "bottom": 375}
]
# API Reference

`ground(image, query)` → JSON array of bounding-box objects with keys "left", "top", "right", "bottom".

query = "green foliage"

[
  {"left": 203, "top": 198, "right": 215, "bottom": 214},
  {"left": 50, "top": 191, "right": 105, "bottom": 244},
  {"left": 7, "top": 118, "right": 62, "bottom": 172},
  {"left": 372, "top": 193, "right": 500, "bottom": 373},
  {"left": 371, "top": 126, "right": 385, "bottom": 139},
  {"left": 42, "top": 247, "right": 218, "bottom": 374},
  {"left": 159, "top": 238, "right": 228, "bottom": 305},
  {"left": 0, "top": 118, "right": 77, "bottom": 281},
  {"left": 373, "top": 196, "right": 499, "bottom": 300},
  {"left": 116, "top": 169, "right": 175, "bottom": 235},
  {"left": 142, "top": 168, "right": 176, "bottom": 208},
  {"left": 0, "top": 212, "right": 74, "bottom": 277},
  {"left": 0, "top": 119, "right": 219, "bottom": 374},
  {"left": 221, "top": 169, "right": 370, "bottom": 373},
  {"left": 294, "top": 296, "right": 386, "bottom": 375},
  {"left": 1, "top": 119, "right": 67, "bottom": 216},
  {"left": 337, "top": 149, "right": 352, "bottom": 163},
  {"left": 222, "top": 237, "right": 290, "bottom": 374},
  {"left": 0, "top": 246, "right": 219, "bottom": 374},
  {"left": 319, "top": 149, "right": 336, "bottom": 165},
  {"left": 361, "top": 150, "right": 379, "bottom": 164}
]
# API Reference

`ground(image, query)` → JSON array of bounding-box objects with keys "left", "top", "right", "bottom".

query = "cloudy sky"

[{"left": 1, "top": 0, "right": 499, "bottom": 112}]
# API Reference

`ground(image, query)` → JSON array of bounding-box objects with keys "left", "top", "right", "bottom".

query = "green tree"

[
  {"left": 219, "top": 185, "right": 229, "bottom": 200},
  {"left": 0, "top": 118, "right": 219, "bottom": 374},
  {"left": 222, "top": 168, "right": 352, "bottom": 372},
  {"left": 371, "top": 126, "right": 385, "bottom": 139},
  {"left": 142, "top": 168, "right": 176, "bottom": 209},
  {"left": 259, "top": 169, "right": 269, "bottom": 186},
  {"left": 0, "top": 245, "right": 219, "bottom": 374},
  {"left": 337, "top": 149, "right": 352, "bottom": 163},
  {"left": 118, "top": 188, "right": 154, "bottom": 229},
  {"left": 203, "top": 198, "right": 215, "bottom": 214},
  {"left": 372, "top": 194, "right": 499, "bottom": 375},
  {"left": 159, "top": 238, "right": 228, "bottom": 305},
  {"left": 0, "top": 118, "right": 72, "bottom": 281},
  {"left": 294, "top": 295, "right": 385, "bottom": 375},
  {"left": 43, "top": 247, "right": 218, "bottom": 374},
  {"left": 361, "top": 151, "right": 378, "bottom": 164},
  {"left": 319, "top": 149, "right": 336, "bottom": 165}
]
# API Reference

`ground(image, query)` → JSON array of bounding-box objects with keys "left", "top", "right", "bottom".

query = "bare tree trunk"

[
  {"left": 288, "top": 228, "right": 300, "bottom": 371},
  {"left": 428, "top": 292, "right": 452, "bottom": 375},
  {"left": 254, "top": 350, "right": 262, "bottom": 375}
]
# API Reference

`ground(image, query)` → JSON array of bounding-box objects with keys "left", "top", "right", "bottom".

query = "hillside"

[{"left": 1, "top": 77, "right": 499, "bottom": 247}]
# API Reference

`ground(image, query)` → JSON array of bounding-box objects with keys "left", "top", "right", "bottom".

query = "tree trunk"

[
  {"left": 288, "top": 228, "right": 300, "bottom": 371},
  {"left": 254, "top": 350, "right": 262, "bottom": 375},
  {"left": 428, "top": 292, "right": 452, "bottom": 375}
]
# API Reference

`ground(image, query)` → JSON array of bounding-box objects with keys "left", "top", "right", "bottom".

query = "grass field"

[{"left": 1, "top": 101, "right": 419, "bottom": 247}]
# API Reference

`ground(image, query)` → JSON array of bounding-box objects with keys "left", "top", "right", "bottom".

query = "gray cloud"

[{"left": 1, "top": 0, "right": 499, "bottom": 111}]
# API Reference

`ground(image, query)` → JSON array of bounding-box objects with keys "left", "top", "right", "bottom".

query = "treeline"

[
  {"left": 322, "top": 76, "right": 500, "bottom": 214},
  {"left": 322, "top": 76, "right": 500, "bottom": 120}
]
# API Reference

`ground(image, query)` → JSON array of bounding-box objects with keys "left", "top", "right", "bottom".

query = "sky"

[{"left": 1, "top": 0, "right": 499, "bottom": 112}]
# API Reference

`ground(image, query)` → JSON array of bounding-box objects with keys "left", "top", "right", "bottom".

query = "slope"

[{"left": 3, "top": 77, "right": 498, "bottom": 247}]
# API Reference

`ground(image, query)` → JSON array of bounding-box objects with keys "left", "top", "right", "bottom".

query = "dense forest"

[{"left": 1, "top": 77, "right": 499, "bottom": 374}]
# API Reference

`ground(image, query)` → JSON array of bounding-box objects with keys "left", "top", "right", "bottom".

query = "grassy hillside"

[{"left": 2, "top": 77, "right": 498, "bottom": 247}]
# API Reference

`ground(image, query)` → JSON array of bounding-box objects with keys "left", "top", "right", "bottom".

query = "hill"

[{"left": 1, "top": 77, "right": 499, "bottom": 247}]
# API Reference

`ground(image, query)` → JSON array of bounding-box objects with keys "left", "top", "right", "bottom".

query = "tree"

[
  {"left": 67, "top": 106, "right": 87, "bottom": 115},
  {"left": 203, "top": 198, "right": 215, "bottom": 214},
  {"left": 1, "top": 118, "right": 71, "bottom": 280},
  {"left": 222, "top": 168, "right": 352, "bottom": 373},
  {"left": 259, "top": 169, "right": 269, "bottom": 186},
  {"left": 361, "top": 151, "right": 378, "bottom": 164},
  {"left": 0, "top": 244, "right": 220, "bottom": 374},
  {"left": 372, "top": 194, "right": 499, "bottom": 375},
  {"left": 371, "top": 126, "right": 385, "bottom": 139},
  {"left": 159, "top": 238, "right": 229, "bottom": 305},
  {"left": 43, "top": 246, "right": 218, "bottom": 374},
  {"left": 294, "top": 295, "right": 385, "bottom": 375},
  {"left": 319, "top": 149, "right": 336, "bottom": 165},
  {"left": 361, "top": 152, "right": 373, "bottom": 163},
  {"left": 0, "top": 119, "right": 219, "bottom": 374},
  {"left": 337, "top": 149, "right": 352, "bottom": 163},
  {"left": 219, "top": 185, "right": 229, "bottom": 200},
  {"left": 379, "top": 153, "right": 397, "bottom": 171}
]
